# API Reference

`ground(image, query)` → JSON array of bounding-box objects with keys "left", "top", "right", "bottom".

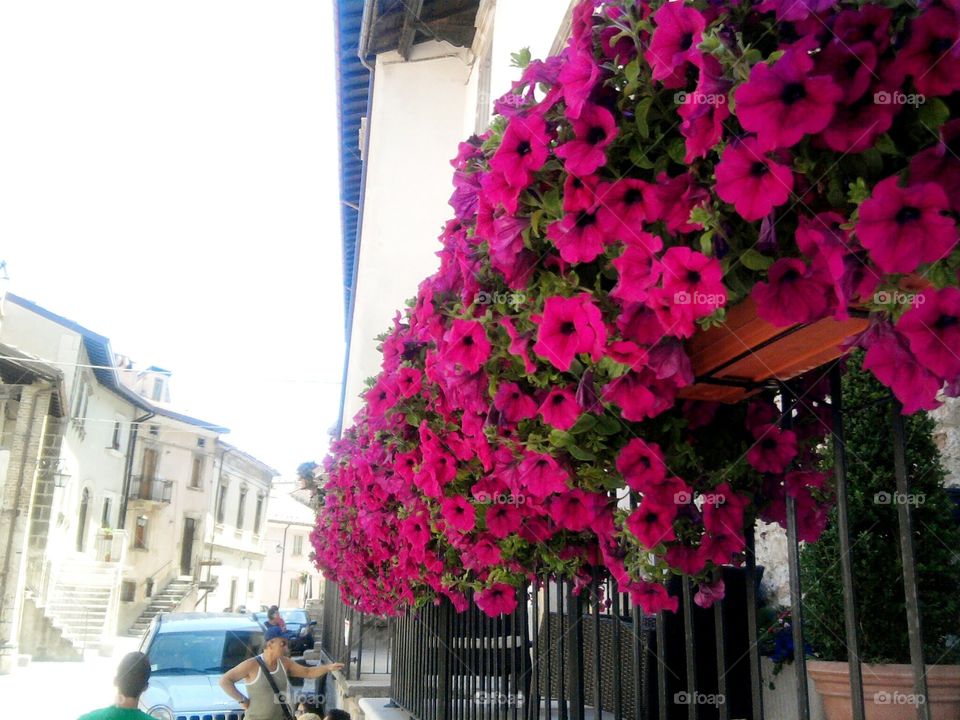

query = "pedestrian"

[
  {"left": 266, "top": 605, "right": 287, "bottom": 632},
  {"left": 324, "top": 709, "right": 351, "bottom": 720},
  {"left": 77, "top": 652, "right": 154, "bottom": 720},
  {"left": 218, "top": 625, "right": 343, "bottom": 720}
]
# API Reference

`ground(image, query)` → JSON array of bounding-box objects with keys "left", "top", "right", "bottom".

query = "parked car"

[
  {"left": 252, "top": 608, "right": 317, "bottom": 656},
  {"left": 137, "top": 612, "right": 320, "bottom": 719}
]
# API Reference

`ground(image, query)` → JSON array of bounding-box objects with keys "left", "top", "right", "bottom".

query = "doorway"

[
  {"left": 180, "top": 517, "right": 196, "bottom": 576},
  {"left": 142, "top": 447, "right": 158, "bottom": 498}
]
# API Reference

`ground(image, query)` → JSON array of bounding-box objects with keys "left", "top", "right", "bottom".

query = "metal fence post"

[{"left": 890, "top": 396, "right": 932, "bottom": 720}]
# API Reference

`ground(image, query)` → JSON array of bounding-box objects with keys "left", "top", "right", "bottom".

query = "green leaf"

[
  {"left": 918, "top": 97, "right": 949, "bottom": 129},
  {"left": 635, "top": 96, "right": 654, "bottom": 139},
  {"left": 594, "top": 413, "right": 622, "bottom": 436},
  {"left": 629, "top": 146, "right": 654, "bottom": 169},
  {"left": 740, "top": 249, "right": 774, "bottom": 271},
  {"left": 569, "top": 413, "right": 598, "bottom": 435},
  {"left": 548, "top": 429, "right": 570, "bottom": 447},
  {"left": 667, "top": 138, "right": 687, "bottom": 165},
  {"left": 624, "top": 59, "right": 640, "bottom": 87},
  {"left": 567, "top": 444, "right": 597, "bottom": 462},
  {"left": 510, "top": 47, "right": 532, "bottom": 69},
  {"left": 874, "top": 134, "right": 898, "bottom": 156}
]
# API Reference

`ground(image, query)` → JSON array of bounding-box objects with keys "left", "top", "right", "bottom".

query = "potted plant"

[{"left": 802, "top": 354, "right": 960, "bottom": 720}]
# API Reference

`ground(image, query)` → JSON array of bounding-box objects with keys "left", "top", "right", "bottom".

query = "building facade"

[
  {"left": 200, "top": 443, "right": 277, "bottom": 613},
  {"left": 0, "top": 293, "right": 276, "bottom": 666},
  {"left": 260, "top": 482, "right": 318, "bottom": 609}
]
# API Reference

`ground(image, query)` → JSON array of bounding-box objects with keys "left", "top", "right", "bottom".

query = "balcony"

[{"left": 129, "top": 476, "right": 173, "bottom": 504}]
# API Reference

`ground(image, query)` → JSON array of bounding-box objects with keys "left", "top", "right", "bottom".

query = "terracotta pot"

[{"left": 809, "top": 659, "right": 960, "bottom": 720}]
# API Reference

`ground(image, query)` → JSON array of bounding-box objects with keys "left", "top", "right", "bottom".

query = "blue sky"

[{"left": 0, "top": 1, "right": 345, "bottom": 477}]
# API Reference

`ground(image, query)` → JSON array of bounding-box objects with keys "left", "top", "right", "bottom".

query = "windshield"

[
  {"left": 281, "top": 610, "right": 308, "bottom": 625},
  {"left": 148, "top": 630, "right": 262, "bottom": 674}
]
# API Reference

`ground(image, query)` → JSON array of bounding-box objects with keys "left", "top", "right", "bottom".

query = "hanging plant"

[{"left": 312, "top": 0, "right": 960, "bottom": 617}]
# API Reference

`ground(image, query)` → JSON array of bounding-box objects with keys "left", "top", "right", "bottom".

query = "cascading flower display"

[{"left": 313, "top": 0, "right": 960, "bottom": 619}]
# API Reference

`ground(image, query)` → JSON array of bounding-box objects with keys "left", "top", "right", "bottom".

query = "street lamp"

[{"left": 41, "top": 458, "right": 72, "bottom": 488}]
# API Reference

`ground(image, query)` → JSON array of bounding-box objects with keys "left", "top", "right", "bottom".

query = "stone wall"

[{"left": 932, "top": 397, "right": 960, "bottom": 488}]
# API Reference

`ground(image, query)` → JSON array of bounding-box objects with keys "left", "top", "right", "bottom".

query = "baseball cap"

[{"left": 264, "top": 624, "right": 285, "bottom": 643}]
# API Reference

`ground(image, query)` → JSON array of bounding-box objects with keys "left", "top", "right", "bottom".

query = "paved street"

[{"left": 0, "top": 636, "right": 142, "bottom": 717}]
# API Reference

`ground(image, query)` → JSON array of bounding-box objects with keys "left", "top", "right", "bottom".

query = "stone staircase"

[
  {"left": 126, "top": 576, "right": 195, "bottom": 637},
  {"left": 44, "top": 557, "right": 120, "bottom": 653}
]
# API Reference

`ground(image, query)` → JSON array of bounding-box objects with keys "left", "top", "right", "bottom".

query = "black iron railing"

[
  {"left": 129, "top": 476, "right": 173, "bottom": 504},
  {"left": 340, "top": 362, "right": 941, "bottom": 720},
  {"left": 320, "top": 578, "right": 392, "bottom": 679}
]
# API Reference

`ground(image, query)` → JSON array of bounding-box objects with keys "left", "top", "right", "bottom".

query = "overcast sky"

[{"left": 0, "top": 1, "right": 345, "bottom": 477}]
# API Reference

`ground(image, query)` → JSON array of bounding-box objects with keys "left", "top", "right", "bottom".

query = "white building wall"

[{"left": 342, "top": 41, "right": 473, "bottom": 422}]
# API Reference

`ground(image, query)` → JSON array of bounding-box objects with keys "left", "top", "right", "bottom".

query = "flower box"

[{"left": 679, "top": 299, "right": 870, "bottom": 403}]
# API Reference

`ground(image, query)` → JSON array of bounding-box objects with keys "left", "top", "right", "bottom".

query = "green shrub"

[{"left": 801, "top": 353, "right": 960, "bottom": 664}]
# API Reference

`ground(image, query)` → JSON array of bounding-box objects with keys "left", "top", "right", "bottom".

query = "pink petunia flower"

[
  {"left": 735, "top": 49, "right": 842, "bottom": 149},
  {"left": 752, "top": 258, "right": 832, "bottom": 327},
  {"left": 500, "top": 317, "right": 537, "bottom": 374},
  {"left": 862, "top": 326, "right": 943, "bottom": 414},
  {"left": 909, "top": 120, "right": 960, "bottom": 214},
  {"left": 616, "top": 438, "right": 668, "bottom": 493},
  {"left": 484, "top": 503, "right": 522, "bottom": 539},
  {"left": 559, "top": 48, "right": 601, "bottom": 120},
  {"left": 517, "top": 452, "right": 570, "bottom": 498},
  {"left": 611, "top": 233, "right": 663, "bottom": 303},
  {"left": 441, "top": 496, "right": 476, "bottom": 533},
  {"left": 747, "top": 424, "right": 798, "bottom": 474},
  {"left": 490, "top": 112, "right": 550, "bottom": 188},
  {"left": 476, "top": 583, "right": 519, "bottom": 617},
  {"left": 897, "top": 288, "right": 960, "bottom": 381},
  {"left": 626, "top": 498, "right": 678, "bottom": 549},
  {"left": 647, "top": 1, "right": 706, "bottom": 89},
  {"left": 546, "top": 203, "right": 608, "bottom": 264},
  {"left": 596, "top": 178, "right": 657, "bottom": 235},
  {"left": 694, "top": 579, "right": 726, "bottom": 608},
  {"left": 548, "top": 490, "right": 598, "bottom": 532},
  {"left": 396, "top": 367, "right": 423, "bottom": 398},
  {"left": 538, "top": 387, "right": 583, "bottom": 430},
  {"left": 899, "top": 8, "right": 960, "bottom": 97},
  {"left": 660, "top": 246, "right": 726, "bottom": 319},
  {"left": 627, "top": 581, "right": 679, "bottom": 614},
  {"left": 715, "top": 137, "right": 794, "bottom": 221},
  {"left": 555, "top": 103, "right": 618, "bottom": 176},
  {"left": 494, "top": 381, "right": 539, "bottom": 423},
  {"left": 757, "top": 0, "right": 837, "bottom": 23},
  {"left": 856, "top": 177, "right": 957, "bottom": 274},
  {"left": 533, "top": 294, "right": 608, "bottom": 371},
  {"left": 441, "top": 319, "right": 491, "bottom": 373},
  {"left": 603, "top": 370, "right": 675, "bottom": 422}
]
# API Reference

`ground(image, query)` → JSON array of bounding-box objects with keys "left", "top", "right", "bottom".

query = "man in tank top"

[{"left": 219, "top": 625, "right": 343, "bottom": 720}]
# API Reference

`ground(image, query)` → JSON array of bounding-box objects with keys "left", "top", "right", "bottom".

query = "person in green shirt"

[{"left": 77, "top": 652, "right": 155, "bottom": 720}]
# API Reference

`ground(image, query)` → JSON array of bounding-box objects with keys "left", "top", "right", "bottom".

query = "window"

[
  {"left": 100, "top": 498, "right": 112, "bottom": 529},
  {"left": 288, "top": 578, "right": 299, "bottom": 600},
  {"left": 197, "top": 437, "right": 206, "bottom": 448},
  {"left": 216, "top": 484, "right": 227, "bottom": 524},
  {"left": 151, "top": 377, "right": 164, "bottom": 402},
  {"left": 121, "top": 581, "right": 136, "bottom": 602},
  {"left": 148, "top": 424, "right": 160, "bottom": 437},
  {"left": 236, "top": 486, "right": 248, "bottom": 530},
  {"left": 71, "top": 378, "right": 92, "bottom": 431},
  {"left": 110, "top": 420, "right": 122, "bottom": 450},
  {"left": 190, "top": 456, "right": 204, "bottom": 489},
  {"left": 253, "top": 494, "right": 264, "bottom": 535},
  {"left": 292, "top": 534, "right": 303, "bottom": 557},
  {"left": 248, "top": 580, "right": 255, "bottom": 594},
  {"left": 134, "top": 515, "right": 149, "bottom": 549}
]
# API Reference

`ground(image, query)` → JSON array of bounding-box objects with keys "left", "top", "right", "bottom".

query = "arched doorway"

[{"left": 76, "top": 487, "right": 89, "bottom": 552}]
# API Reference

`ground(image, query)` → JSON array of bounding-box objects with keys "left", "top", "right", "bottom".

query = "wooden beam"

[{"left": 397, "top": 0, "right": 424, "bottom": 60}]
